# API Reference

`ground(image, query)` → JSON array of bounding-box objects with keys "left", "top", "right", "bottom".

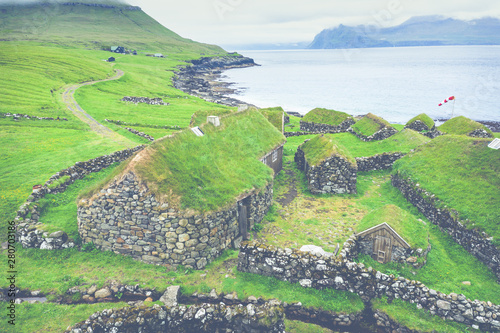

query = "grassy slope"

[
  {"left": 0, "top": 1, "right": 224, "bottom": 54},
  {"left": 406, "top": 113, "right": 435, "bottom": 129},
  {"left": 393, "top": 135, "right": 500, "bottom": 245},
  {"left": 300, "top": 134, "right": 356, "bottom": 166},
  {"left": 301, "top": 108, "right": 353, "bottom": 126},
  {"left": 124, "top": 111, "right": 286, "bottom": 212},
  {"left": 356, "top": 204, "right": 428, "bottom": 249},
  {"left": 438, "top": 116, "right": 494, "bottom": 136},
  {"left": 372, "top": 297, "right": 474, "bottom": 333},
  {"left": 0, "top": 302, "right": 129, "bottom": 333},
  {"left": 260, "top": 106, "right": 284, "bottom": 131},
  {"left": 328, "top": 129, "right": 430, "bottom": 157},
  {"left": 350, "top": 113, "right": 394, "bottom": 137}
]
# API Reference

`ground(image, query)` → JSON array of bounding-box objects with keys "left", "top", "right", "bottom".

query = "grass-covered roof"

[
  {"left": 406, "top": 113, "right": 435, "bottom": 130},
  {"left": 259, "top": 107, "right": 285, "bottom": 132},
  {"left": 356, "top": 205, "right": 429, "bottom": 249},
  {"left": 89, "top": 110, "right": 286, "bottom": 212},
  {"left": 393, "top": 135, "right": 500, "bottom": 246},
  {"left": 302, "top": 108, "right": 353, "bottom": 126},
  {"left": 299, "top": 134, "right": 356, "bottom": 167},
  {"left": 327, "top": 129, "right": 430, "bottom": 157},
  {"left": 350, "top": 113, "right": 394, "bottom": 137},
  {"left": 438, "top": 116, "right": 493, "bottom": 136}
]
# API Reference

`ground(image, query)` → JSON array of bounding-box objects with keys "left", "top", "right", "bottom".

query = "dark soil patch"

[{"left": 277, "top": 167, "right": 298, "bottom": 207}]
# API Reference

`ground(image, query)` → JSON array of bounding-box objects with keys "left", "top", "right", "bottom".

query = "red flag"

[{"left": 449, "top": 96, "right": 455, "bottom": 101}]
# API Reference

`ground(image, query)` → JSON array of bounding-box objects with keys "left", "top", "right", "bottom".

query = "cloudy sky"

[
  {"left": 5, "top": 0, "right": 500, "bottom": 47},
  {"left": 125, "top": 0, "right": 500, "bottom": 47}
]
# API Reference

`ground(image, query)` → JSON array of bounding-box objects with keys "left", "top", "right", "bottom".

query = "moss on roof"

[
  {"left": 259, "top": 107, "right": 284, "bottom": 131},
  {"left": 299, "top": 134, "right": 356, "bottom": 167},
  {"left": 190, "top": 108, "right": 235, "bottom": 127},
  {"left": 393, "top": 135, "right": 500, "bottom": 246},
  {"left": 356, "top": 205, "right": 429, "bottom": 249},
  {"left": 438, "top": 116, "right": 493, "bottom": 136},
  {"left": 327, "top": 129, "right": 430, "bottom": 157},
  {"left": 94, "top": 110, "right": 286, "bottom": 212},
  {"left": 301, "top": 108, "right": 353, "bottom": 126},
  {"left": 350, "top": 113, "right": 394, "bottom": 137},
  {"left": 406, "top": 113, "right": 435, "bottom": 130}
]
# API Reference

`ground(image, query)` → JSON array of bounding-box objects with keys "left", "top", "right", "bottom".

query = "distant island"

[{"left": 309, "top": 15, "right": 500, "bottom": 49}]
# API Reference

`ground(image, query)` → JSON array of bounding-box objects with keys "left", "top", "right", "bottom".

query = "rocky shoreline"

[{"left": 173, "top": 54, "right": 258, "bottom": 107}]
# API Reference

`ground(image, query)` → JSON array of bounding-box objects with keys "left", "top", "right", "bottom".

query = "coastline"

[
  {"left": 173, "top": 54, "right": 258, "bottom": 107},
  {"left": 174, "top": 54, "right": 500, "bottom": 132}
]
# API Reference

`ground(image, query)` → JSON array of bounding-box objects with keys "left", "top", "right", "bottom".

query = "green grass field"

[
  {"left": 301, "top": 108, "right": 353, "bottom": 126},
  {"left": 438, "top": 116, "right": 494, "bottom": 136},
  {"left": 299, "top": 134, "right": 356, "bottom": 166},
  {"left": 393, "top": 135, "right": 500, "bottom": 246},
  {"left": 405, "top": 113, "right": 435, "bottom": 130},
  {"left": 350, "top": 113, "right": 394, "bottom": 137}
]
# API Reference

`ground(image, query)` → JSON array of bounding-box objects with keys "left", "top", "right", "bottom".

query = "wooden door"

[{"left": 373, "top": 235, "right": 392, "bottom": 263}]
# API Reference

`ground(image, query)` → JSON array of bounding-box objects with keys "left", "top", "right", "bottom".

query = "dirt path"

[
  {"left": 61, "top": 69, "right": 133, "bottom": 146},
  {"left": 276, "top": 166, "right": 298, "bottom": 207}
]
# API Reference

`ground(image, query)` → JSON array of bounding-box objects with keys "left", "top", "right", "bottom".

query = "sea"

[{"left": 219, "top": 46, "right": 500, "bottom": 124}]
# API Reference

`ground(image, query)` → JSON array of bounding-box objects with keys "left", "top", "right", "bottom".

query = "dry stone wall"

[
  {"left": 121, "top": 96, "right": 169, "bottom": 105},
  {"left": 348, "top": 126, "right": 399, "bottom": 142},
  {"left": 295, "top": 147, "right": 403, "bottom": 194},
  {"left": 66, "top": 302, "right": 286, "bottom": 333},
  {"left": 295, "top": 147, "right": 357, "bottom": 195},
  {"left": 78, "top": 172, "right": 273, "bottom": 269},
  {"left": 392, "top": 173, "right": 500, "bottom": 281},
  {"left": 15, "top": 146, "right": 145, "bottom": 250},
  {"left": 237, "top": 241, "right": 500, "bottom": 331},
  {"left": 355, "top": 153, "right": 405, "bottom": 172},
  {"left": 299, "top": 118, "right": 355, "bottom": 133},
  {"left": 404, "top": 120, "right": 433, "bottom": 132},
  {"left": 468, "top": 128, "right": 494, "bottom": 138},
  {"left": 124, "top": 127, "right": 155, "bottom": 142}
]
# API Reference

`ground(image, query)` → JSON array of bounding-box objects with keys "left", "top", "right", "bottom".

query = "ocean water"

[{"left": 219, "top": 46, "right": 500, "bottom": 123}]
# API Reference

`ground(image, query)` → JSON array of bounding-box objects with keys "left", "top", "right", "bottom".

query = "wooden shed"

[{"left": 357, "top": 222, "right": 410, "bottom": 264}]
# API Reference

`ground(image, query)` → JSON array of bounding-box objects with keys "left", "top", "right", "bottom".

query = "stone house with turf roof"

[{"left": 77, "top": 111, "right": 285, "bottom": 269}]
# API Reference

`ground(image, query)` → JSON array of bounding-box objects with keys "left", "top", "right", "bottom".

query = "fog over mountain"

[{"left": 309, "top": 16, "right": 500, "bottom": 49}]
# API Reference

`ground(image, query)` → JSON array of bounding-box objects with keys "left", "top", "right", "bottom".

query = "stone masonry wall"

[
  {"left": 299, "top": 118, "right": 355, "bottom": 133},
  {"left": 355, "top": 153, "right": 406, "bottom": 172},
  {"left": 404, "top": 120, "right": 433, "bottom": 132},
  {"left": 15, "top": 145, "right": 145, "bottom": 250},
  {"left": 237, "top": 241, "right": 500, "bottom": 331},
  {"left": 392, "top": 173, "right": 500, "bottom": 281},
  {"left": 348, "top": 126, "right": 399, "bottom": 142},
  {"left": 78, "top": 172, "right": 273, "bottom": 269},
  {"left": 295, "top": 147, "right": 357, "bottom": 194},
  {"left": 66, "top": 302, "right": 286, "bottom": 333}
]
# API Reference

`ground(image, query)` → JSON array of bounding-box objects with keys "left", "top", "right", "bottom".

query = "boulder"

[{"left": 160, "top": 285, "right": 180, "bottom": 307}]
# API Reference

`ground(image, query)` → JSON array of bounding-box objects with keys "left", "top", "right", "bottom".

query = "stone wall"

[
  {"left": 468, "top": 128, "right": 494, "bottom": 138},
  {"left": 348, "top": 126, "right": 399, "bottom": 142},
  {"left": 285, "top": 131, "right": 323, "bottom": 138},
  {"left": 1, "top": 112, "right": 68, "bottom": 121},
  {"left": 392, "top": 173, "right": 500, "bottom": 281},
  {"left": 373, "top": 310, "right": 420, "bottom": 332},
  {"left": 78, "top": 172, "right": 273, "bottom": 269},
  {"left": 66, "top": 302, "right": 286, "bottom": 333},
  {"left": 237, "top": 241, "right": 500, "bottom": 331},
  {"left": 295, "top": 147, "right": 357, "bottom": 194},
  {"left": 15, "top": 146, "right": 145, "bottom": 250},
  {"left": 355, "top": 153, "right": 405, "bottom": 172},
  {"left": 124, "top": 127, "right": 155, "bottom": 142},
  {"left": 404, "top": 120, "right": 433, "bottom": 132},
  {"left": 121, "top": 96, "right": 169, "bottom": 105},
  {"left": 299, "top": 118, "right": 355, "bottom": 133}
]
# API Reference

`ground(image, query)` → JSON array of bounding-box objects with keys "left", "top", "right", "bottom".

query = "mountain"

[
  {"left": 0, "top": 0, "right": 225, "bottom": 54},
  {"left": 309, "top": 16, "right": 500, "bottom": 49}
]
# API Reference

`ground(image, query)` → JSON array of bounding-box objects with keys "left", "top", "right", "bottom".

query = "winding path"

[{"left": 62, "top": 69, "right": 132, "bottom": 146}]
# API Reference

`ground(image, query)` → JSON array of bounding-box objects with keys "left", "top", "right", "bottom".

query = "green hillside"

[
  {"left": 393, "top": 135, "right": 500, "bottom": 245},
  {"left": 302, "top": 107, "right": 353, "bottom": 126},
  {"left": 0, "top": 0, "right": 224, "bottom": 54},
  {"left": 86, "top": 110, "right": 286, "bottom": 212}
]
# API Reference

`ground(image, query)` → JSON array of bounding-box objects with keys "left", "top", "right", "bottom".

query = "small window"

[{"left": 272, "top": 150, "right": 278, "bottom": 162}]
